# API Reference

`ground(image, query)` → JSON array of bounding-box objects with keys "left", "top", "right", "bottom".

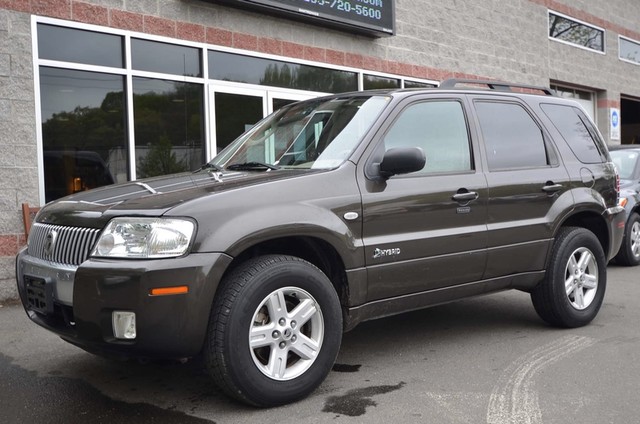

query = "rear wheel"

[
  {"left": 615, "top": 212, "right": 640, "bottom": 266},
  {"left": 204, "top": 255, "right": 342, "bottom": 406},
  {"left": 531, "top": 227, "right": 606, "bottom": 328}
]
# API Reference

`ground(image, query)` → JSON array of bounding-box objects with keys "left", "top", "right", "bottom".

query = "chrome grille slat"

[{"left": 28, "top": 223, "right": 102, "bottom": 266}]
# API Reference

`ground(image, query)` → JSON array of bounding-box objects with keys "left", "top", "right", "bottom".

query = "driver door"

[{"left": 358, "top": 96, "right": 489, "bottom": 301}]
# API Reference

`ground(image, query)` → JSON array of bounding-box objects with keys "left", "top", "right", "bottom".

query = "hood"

[{"left": 36, "top": 169, "right": 317, "bottom": 228}]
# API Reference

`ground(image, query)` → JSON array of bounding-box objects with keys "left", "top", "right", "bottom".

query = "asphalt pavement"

[{"left": 1, "top": 264, "right": 639, "bottom": 424}]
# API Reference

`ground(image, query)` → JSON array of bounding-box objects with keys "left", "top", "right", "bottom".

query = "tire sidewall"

[
  {"left": 551, "top": 229, "right": 607, "bottom": 327},
  {"left": 220, "top": 257, "right": 342, "bottom": 406}
]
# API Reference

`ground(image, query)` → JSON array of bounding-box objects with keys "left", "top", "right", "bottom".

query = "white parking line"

[{"left": 486, "top": 335, "right": 596, "bottom": 424}]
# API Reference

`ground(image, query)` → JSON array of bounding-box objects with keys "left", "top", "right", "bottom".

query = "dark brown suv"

[{"left": 16, "top": 80, "right": 625, "bottom": 407}]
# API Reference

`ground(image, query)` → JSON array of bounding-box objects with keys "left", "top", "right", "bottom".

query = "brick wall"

[{"left": 0, "top": 8, "right": 37, "bottom": 301}]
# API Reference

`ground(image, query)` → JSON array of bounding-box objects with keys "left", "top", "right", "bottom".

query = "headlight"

[{"left": 91, "top": 217, "right": 195, "bottom": 259}]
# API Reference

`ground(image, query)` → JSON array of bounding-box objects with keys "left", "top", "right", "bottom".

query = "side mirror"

[{"left": 379, "top": 147, "right": 426, "bottom": 179}]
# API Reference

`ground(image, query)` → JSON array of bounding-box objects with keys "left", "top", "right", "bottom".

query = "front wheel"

[
  {"left": 531, "top": 227, "right": 606, "bottom": 328},
  {"left": 614, "top": 212, "right": 640, "bottom": 266},
  {"left": 204, "top": 255, "right": 342, "bottom": 407}
]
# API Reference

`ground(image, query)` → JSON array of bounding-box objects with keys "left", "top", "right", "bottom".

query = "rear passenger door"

[
  {"left": 359, "top": 96, "right": 489, "bottom": 301},
  {"left": 470, "top": 97, "right": 572, "bottom": 278}
]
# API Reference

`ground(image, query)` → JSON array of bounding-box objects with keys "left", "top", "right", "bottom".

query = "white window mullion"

[
  {"left": 124, "top": 33, "right": 137, "bottom": 181},
  {"left": 202, "top": 47, "right": 212, "bottom": 162}
]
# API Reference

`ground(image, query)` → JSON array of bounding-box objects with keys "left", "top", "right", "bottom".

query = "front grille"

[{"left": 28, "top": 223, "right": 102, "bottom": 266}]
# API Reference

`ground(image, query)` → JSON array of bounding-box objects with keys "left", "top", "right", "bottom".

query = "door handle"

[
  {"left": 452, "top": 191, "right": 479, "bottom": 202},
  {"left": 542, "top": 182, "right": 563, "bottom": 193}
]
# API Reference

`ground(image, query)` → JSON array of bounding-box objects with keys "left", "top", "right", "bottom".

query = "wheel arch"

[
  {"left": 222, "top": 236, "right": 351, "bottom": 308},
  {"left": 559, "top": 210, "right": 609, "bottom": 258}
]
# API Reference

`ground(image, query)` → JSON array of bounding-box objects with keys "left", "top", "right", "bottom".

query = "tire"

[
  {"left": 614, "top": 212, "right": 640, "bottom": 266},
  {"left": 531, "top": 227, "right": 606, "bottom": 328},
  {"left": 204, "top": 255, "right": 342, "bottom": 407}
]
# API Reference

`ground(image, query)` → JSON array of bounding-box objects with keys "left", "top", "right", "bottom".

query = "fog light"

[{"left": 112, "top": 311, "right": 136, "bottom": 339}]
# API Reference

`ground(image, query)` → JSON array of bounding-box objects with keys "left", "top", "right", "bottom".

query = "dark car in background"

[{"left": 610, "top": 145, "right": 640, "bottom": 265}]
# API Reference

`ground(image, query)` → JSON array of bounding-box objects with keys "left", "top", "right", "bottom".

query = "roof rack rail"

[{"left": 439, "top": 79, "right": 556, "bottom": 96}]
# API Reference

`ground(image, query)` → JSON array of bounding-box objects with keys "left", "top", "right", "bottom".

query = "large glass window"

[
  {"left": 541, "top": 103, "right": 606, "bottom": 164},
  {"left": 133, "top": 78, "right": 204, "bottom": 178},
  {"left": 404, "top": 80, "right": 437, "bottom": 89},
  {"left": 132, "top": 39, "right": 202, "bottom": 77},
  {"left": 364, "top": 74, "right": 400, "bottom": 90},
  {"left": 39, "top": 67, "right": 127, "bottom": 202},
  {"left": 548, "top": 12, "right": 604, "bottom": 53},
  {"left": 37, "top": 24, "right": 124, "bottom": 68},
  {"left": 620, "top": 36, "right": 640, "bottom": 65},
  {"left": 34, "top": 20, "right": 436, "bottom": 204},
  {"left": 475, "top": 102, "right": 548, "bottom": 170},
  {"left": 383, "top": 101, "right": 472, "bottom": 174},
  {"left": 209, "top": 51, "right": 358, "bottom": 93}
]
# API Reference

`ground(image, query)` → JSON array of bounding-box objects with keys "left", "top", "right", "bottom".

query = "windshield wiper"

[
  {"left": 226, "top": 162, "right": 280, "bottom": 171},
  {"left": 193, "top": 163, "right": 224, "bottom": 173}
]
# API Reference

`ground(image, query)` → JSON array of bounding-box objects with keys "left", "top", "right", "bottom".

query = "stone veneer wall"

[{"left": 1, "top": 0, "right": 640, "bottom": 301}]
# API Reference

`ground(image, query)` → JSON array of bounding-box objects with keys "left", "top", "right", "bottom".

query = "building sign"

[
  {"left": 610, "top": 108, "right": 620, "bottom": 141},
  {"left": 211, "top": 0, "right": 395, "bottom": 37}
]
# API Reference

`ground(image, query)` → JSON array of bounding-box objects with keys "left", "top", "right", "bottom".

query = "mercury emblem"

[{"left": 43, "top": 229, "right": 58, "bottom": 256}]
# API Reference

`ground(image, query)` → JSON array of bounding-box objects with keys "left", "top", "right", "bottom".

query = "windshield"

[
  {"left": 610, "top": 150, "right": 639, "bottom": 180},
  {"left": 211, "top": 95, "right": 390, "bottom": 170}
]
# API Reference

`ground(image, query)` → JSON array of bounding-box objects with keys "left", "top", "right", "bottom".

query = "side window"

[
  {"left": 475, "top": 101, "right": 549, "bottom": 170},
  {"left": 383, "top": 101, "right": 472, "bottom": 174},
  {"left": 540, "top": 103, "right": 607, "bottom": 163}
]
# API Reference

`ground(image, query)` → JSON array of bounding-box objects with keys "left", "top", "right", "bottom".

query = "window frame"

[
  {"left": 548, "top": 10, "right": 606, "bottom": 55},
  {"left": 473, "top": 99, "right": 558, "bottom": 172},
  {"left": 365, "top": 97, "right": 475, "bottom": 179},
  {"left": 619, "top": 35, "right": 640, "bottom": 66}
]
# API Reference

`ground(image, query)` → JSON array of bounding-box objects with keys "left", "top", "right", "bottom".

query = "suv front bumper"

[{"left": 16, "top": 248, "right": 232, "bottom": 358}]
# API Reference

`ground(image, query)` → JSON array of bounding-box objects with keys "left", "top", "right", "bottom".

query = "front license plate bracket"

[{"left": 24, "top": 275, "right": 54, "bottom": 315}]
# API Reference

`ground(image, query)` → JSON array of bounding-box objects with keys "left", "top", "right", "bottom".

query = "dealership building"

[{"left": 1, "top": 0, "right": 640, "bottom": 300}]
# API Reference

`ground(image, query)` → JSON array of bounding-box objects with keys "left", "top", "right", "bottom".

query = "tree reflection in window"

[
  {"left": 549, "top": 13, "right": 604, "bottom": 52},
  {"left": 209, "top": 51, "right": 358, "bottom": 93},
  {"left": 133, "top": 78, "right": 204, "bottom": 178},
  {"left": 39, "top": 67, "right": 127, "bottom": 202}
]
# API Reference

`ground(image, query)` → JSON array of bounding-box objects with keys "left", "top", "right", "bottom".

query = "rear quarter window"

[{"left": 540, "top": 103, "right": 607, "bottom": 163}]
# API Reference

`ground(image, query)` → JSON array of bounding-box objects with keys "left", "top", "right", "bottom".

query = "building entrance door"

[
  {"left": 209, "top": 84, "right": 319, "bottom": 155},
  {"left": 621, "top": 97, "right": 640, "bottom": 145}
]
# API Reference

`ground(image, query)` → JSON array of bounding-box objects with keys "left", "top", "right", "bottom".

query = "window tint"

[
  {"left": 37, "top": 24, "right": 124, "bottom": 68},
  {"left": 541, "top": 103, "right": 606, "bottom": 163},
  {"left": 39, "top": 67, "right": 127, "bottom": 202},
  {"left": 208, "top": 51, "right": 358, "bottom": 93},
  {"left": 363, "top": 75, "right": 400, "bottom": 90},
  {"left": 383, "top": 101, "right": 471, "bottom": 174},
  {"left": 133, "top": 78, "right": 205, "bottom": 178},
  {"left": 132, "top": 39, "right": 202, "bottom": 77},
  {"left": 475, "top": 102, "right": 548, "bottom": 170},
  {"left": 404, "top": 80, "right": 437, "bottom": 89}
]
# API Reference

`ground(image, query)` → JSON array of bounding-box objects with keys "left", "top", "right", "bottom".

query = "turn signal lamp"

[{"left": 149, "top": 286, "right": 189, "bottom": 296}]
